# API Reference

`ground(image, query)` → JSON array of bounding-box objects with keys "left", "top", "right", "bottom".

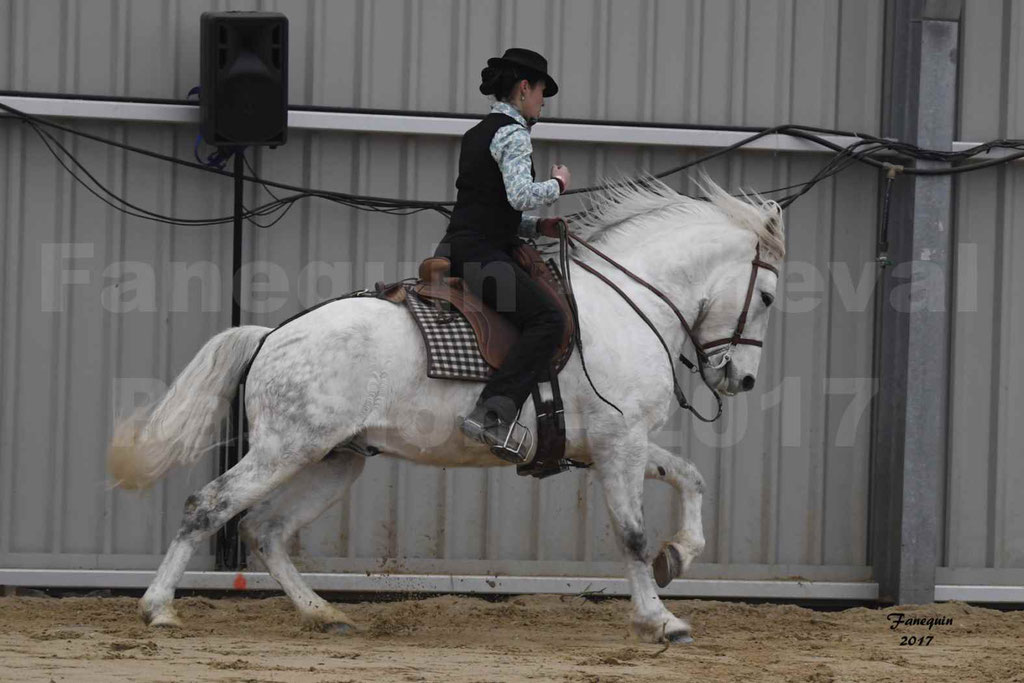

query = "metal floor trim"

[{"left": 0, "top": 569, "right": 879, "bottom": 600}]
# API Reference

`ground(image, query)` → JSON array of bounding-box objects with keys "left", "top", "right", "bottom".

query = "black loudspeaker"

[{"left": 200, "top": 11, "right": 288, "bottom": 147}]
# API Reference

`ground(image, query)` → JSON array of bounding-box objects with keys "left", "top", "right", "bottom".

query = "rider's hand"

[
  {"left": 550, "top": 164, "right": 571, "bottom": 193},
  {"left": 537, "top": 217, "right": 567, "bottom": 239}
]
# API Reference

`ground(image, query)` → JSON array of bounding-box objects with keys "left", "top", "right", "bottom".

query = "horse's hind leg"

[
  {"left": 645, "top": 443, "right": 706, "bottom": 586},
  {"left": 240, "top": 448, "right": 366, "bottom": 632},
  {"left": 140, "top": 439, "right": 328, "bottom": 627}
]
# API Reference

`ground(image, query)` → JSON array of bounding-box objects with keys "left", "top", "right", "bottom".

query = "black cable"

[
  {"left": 28, "top": 120, "right": 305, "bottom": 227},
  {"left": 27, "top": 115, "right": 451, "bottom": 231},
  {"left": 242, "top": 152, "right": 282, "bottom": 202},
  {"left": 776, "top": 141, "right": 891, "bottom": 209},
  {"left": 28, "top": 121, "right": 245, "bottom": 226},
  {"left": 907, "top": 148, "right": 1024, "bottom": 174},
  {"left": 877, "top": 169, "right": 898, "bottom": 265},
  {"left": 5, "top": 97, "right": 1024, "bottom": 228},
  {"left": 0, "top": 99, "right": 456, "bottom": 216}
]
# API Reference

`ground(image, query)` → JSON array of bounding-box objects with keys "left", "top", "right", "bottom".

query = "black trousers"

[{"left": 434, "top": 230, "right": 566, "bottom": 412}]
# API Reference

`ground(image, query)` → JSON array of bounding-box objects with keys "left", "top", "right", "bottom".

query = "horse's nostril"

[{"left": 741, "top": 375, "right": 755, "bottom": 391}]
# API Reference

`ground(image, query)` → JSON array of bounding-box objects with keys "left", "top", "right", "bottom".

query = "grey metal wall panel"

[
  {"left": 942, "top": 0, "right": 1024, "bottom": 579},
  {"left": 0, "top": 120, "right": 225, "bottom": 570},
  {"left": 0, "top": 117, "right": 879, "bottom": 576},
  {"left": 1, "top": 0, "right": 884, "bottom": 581},
  {"left": 948, "top": 162, "right": 1024, "bottom": 573},
  {"left": 1, "top": 0, "right": 884, "bottom": 131}
]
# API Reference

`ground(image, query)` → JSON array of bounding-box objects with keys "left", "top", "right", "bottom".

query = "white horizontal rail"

[
  {"left": 0, "top": 568, "right": 878, "bottom": 600},
  {"left": 0, "top": 95, "right": 860, "bottom": 152},
  {"left": 934, "top": 584, "right": 1024, "bottom": 603},
  {"left": 2, "top": 96, "right": 1011, "bottom": 160},
  {"left": 949, "top": 140, "right": 1024, "bottom": 161},
  {"left": 6, "top": 569, "right": 1019, "bottom": 602}
]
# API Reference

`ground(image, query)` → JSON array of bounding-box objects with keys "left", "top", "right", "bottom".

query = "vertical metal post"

[
  {"left": 216, "top": 152, "right": 246, "bottom": 570},
  {"left": 872, "top": 0, "right": 960, "bottom": 604},
  {"left": 232, "top": 152, "right": 244, "bottom": 330}
]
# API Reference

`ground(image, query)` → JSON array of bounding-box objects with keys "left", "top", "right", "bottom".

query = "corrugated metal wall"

[
  {"left": 940, "top": 0, "right": 1024, "bottom": 586},
  {"left": 1, "top": 0, "right": 883, "bottom": 126},
  {"left": 1, "top": 0, "right": 884, "bottom": 582}
]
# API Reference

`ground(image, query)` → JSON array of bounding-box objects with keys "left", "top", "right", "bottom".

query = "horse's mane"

[{"left": 571, "top": 172, "right": 786, "bottom": 260}]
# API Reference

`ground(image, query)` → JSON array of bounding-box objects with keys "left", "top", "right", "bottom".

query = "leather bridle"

[
  {"left": 553, "top": 226, "right": 778, "bottom": 423},
  {"left": 698, "top": 244, "right": 779, "bottom": 371}
]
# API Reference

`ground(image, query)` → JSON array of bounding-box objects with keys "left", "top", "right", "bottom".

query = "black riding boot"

[{"left": 460, "top": 394, "right": 532, "bottom": 463}]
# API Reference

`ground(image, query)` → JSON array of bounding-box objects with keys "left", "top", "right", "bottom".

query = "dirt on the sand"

[{"left": 1, "top": 593, "right": 1022, "bottom": 682}]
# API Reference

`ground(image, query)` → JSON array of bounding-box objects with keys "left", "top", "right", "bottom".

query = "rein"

[{"left": 549, "top": 222, "right": 775, "bottom": 423}]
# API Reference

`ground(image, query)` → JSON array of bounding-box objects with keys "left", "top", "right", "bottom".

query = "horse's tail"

[{"left": 108, "top": 325, "right": 270, "bottom": 490}]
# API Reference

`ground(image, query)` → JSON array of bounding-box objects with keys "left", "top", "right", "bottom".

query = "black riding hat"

[{"left": 487, "top": 48, "right": 559, "bottom": 97}]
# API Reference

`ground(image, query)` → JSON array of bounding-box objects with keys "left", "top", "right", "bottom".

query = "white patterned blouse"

[{"left": 488, "top": 100, "right": 561, "bottom": 238}]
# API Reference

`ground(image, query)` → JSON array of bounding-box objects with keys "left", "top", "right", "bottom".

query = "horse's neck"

[{"left": 570, "top": 222, "right": 718, "bottom": 353}]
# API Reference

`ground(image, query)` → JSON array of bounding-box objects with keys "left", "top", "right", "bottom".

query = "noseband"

[{"left": 699, "top": 244, "right": 779, "bottom": 370}]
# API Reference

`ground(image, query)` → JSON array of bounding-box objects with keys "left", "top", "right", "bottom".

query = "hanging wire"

[
  {"left": 4, "top": 97, "right": 1024, "bottom": 229},
  {"left": 0, "top": 99, "right": 455, "bottom": 225},
  {"left": 875, "top": 164, "right": 902, "bottom": 268}
]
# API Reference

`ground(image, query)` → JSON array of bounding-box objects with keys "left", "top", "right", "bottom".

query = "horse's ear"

[{"left": 764, "top": 201, "right": 784, "bottom": 237}]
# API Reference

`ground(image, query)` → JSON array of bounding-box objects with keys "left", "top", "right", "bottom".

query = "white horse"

[{"left": 109, "top": 174, "right": 785, "bottom": 644}]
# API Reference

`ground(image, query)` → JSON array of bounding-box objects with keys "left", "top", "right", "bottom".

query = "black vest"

[{"left": 448, "top": 112, "right": 534, "bottom": 248}]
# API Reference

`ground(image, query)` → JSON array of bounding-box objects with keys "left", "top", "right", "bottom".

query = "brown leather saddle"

[{"left": 374, "top": 242, "right": 582, "bottom": 478}]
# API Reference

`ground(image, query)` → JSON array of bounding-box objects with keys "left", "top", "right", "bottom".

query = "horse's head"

[
  {"left": 571, "top": 171, "right": 786, "bottom": 398},
  {"left": 694, "top": 208, "right": 784, "bottom": 396}
]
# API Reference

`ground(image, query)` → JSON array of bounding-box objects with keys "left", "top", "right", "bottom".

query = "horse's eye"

[{"left": 761, "top": 292, "right": 774, "bottom": 307}]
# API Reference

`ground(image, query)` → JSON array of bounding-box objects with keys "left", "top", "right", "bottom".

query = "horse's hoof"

[
  {"left": 653, "top": 544, "right": 682, "bottom": 588},
  {"left": 306, "top": 618, "right": 358, "bottom": 635},
  {"left": 140, "top": 599, "right": 181, "bottom": 628},
  {"left": 322, "top": 622, "right": 356, "bottom": 635},
  {"left": 631, "top": 617, "right": 692, "bottom": 644},
  {"left": 666, "top": 629, "right": 694, "bottom": 645},
  {"left": 147, "top": 612, "right": 182, "bottom": 628}
]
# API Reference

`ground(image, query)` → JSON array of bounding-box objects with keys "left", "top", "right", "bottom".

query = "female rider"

[{"left": 433, "top": 48, "right": 570, "bottom": 463}]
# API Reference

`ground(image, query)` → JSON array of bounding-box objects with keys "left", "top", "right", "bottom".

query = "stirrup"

[
  {"left": 462, "top": 405, "right": 533, "bottom": 464},
  {"left": 489, "top": 408, "right": 533, "bottom": 464}
]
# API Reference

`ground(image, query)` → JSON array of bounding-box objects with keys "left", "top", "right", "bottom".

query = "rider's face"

[{"left": 515, "top": 79, "right": 546, "bottom": 121}]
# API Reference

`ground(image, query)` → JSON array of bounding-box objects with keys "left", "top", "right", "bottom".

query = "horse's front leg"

[
  {"left": 645, "top": 443, "right": 706, "bottom": 586},
  {"left": 592, "top": 429, "right": 693, "bottom": 644}
]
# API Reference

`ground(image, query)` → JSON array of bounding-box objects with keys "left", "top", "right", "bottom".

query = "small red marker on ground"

[{"left": 233, "top": 572, "right": 247, "bottom": 590}]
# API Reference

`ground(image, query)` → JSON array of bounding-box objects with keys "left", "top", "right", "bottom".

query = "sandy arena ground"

[{"left": 1, "top": 593, "right": 1022, "bottom": 682}]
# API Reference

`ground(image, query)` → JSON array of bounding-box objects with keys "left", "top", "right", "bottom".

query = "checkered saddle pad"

[
  {"left": 404, "top": 288, "right": 495, "bottom": 382},
  {"left": 401, "top": 257, "right": 572, "bottom": 383},
  {"left": 374, "top": 255, "right": 583, "bottom": 479}
]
